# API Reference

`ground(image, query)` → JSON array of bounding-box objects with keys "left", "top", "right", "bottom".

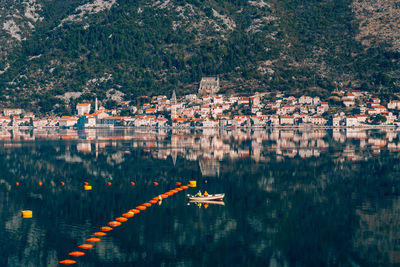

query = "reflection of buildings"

[
  {"left": 199, "top": 158, "right": 220, "bottom": 177},
  {"left": 1, "top": 128, "right": 400, "bottom": 164},
  {"left": 77, "top": 142, "right": 91, "bottom": 153}
]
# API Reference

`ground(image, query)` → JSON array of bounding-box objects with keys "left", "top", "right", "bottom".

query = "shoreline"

[{"left": 2, "top": 125, "right": 399, "bottom": 130}]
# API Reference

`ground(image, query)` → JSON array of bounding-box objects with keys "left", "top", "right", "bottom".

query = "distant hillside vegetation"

[{"left": 0, "top": 0, "right": 399, "bottom": 113}]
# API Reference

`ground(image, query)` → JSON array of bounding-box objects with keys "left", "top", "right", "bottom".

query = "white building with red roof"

[{"left": 76, "top": 103, "right": 91, "bottom": 116}]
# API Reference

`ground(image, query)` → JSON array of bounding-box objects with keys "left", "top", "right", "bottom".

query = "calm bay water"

[{"left": 1, "top": 128, "right": 400, "bottom": 266}]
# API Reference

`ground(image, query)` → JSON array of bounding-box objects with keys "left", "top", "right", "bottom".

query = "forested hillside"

[{"left": 0, "top": 0, "right": 399, "bottom": 113}]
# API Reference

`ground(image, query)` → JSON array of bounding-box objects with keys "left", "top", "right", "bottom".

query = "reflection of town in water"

[{"left": 2, "top": 128, "right": 400, "bottom": 176}]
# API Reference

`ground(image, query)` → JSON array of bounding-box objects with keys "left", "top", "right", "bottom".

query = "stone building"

[{"left": 198, "top": 77, "right": 220, "bottom": 95}]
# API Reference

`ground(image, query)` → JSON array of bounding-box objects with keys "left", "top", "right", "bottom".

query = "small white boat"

[{"left": 187, "top": 193, "right": 225, "bottom": 201}]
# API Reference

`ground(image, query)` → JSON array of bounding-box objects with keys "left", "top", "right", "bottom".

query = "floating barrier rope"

[{"left": 59, "top": 182, "right": 191, "bottom": 265}]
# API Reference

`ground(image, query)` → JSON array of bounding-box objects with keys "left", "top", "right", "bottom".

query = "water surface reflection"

[{"left": 0, "top": 128, "right": 399, "bottom": 266}]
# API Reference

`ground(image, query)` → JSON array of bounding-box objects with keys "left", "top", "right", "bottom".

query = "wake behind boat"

[{"left": 187, "top": 193, "right": 225, "bottom": 201}]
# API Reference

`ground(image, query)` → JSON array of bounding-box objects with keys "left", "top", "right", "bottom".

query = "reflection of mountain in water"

[{"left": 354, "top": 197, "right": 400, "bottom": 264}]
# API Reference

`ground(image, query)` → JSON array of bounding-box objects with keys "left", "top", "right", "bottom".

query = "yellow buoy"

[
  {"left": 21, "top": 210, "right": 32, "bottom": 218},
  {"left": 84, "top": 185, "right": 92, "bottom": 191},
  {"left": 189, "top": 180, "right": 197, "bottom": 187}
]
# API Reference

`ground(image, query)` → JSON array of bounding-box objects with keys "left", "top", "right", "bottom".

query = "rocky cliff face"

[
  {"left": 0, "top": 0, "right": 399, "bottom": 112},
  {"left": 352, "top": 0, "right": 400, "bottom": 52}
]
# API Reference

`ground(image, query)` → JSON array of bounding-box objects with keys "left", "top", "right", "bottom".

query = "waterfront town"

[{"left": 1, "top": 77, "right": 400, "bottom": 128}]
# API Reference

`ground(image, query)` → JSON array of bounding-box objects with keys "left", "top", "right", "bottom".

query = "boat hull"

[{"left": 187, "top": 193, "right": 225, "bottom": 201}]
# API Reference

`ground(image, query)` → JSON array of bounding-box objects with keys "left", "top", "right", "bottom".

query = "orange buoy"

[
  {"left": 130, "top": 209, "right": 140, "bottom": 214},
  {"left": 171, "top": 190, "right": 179, "bottom": 193},
  {"left": 161, "top": 194, "right": 168, "bottom": 198},
  {"left": 176, "top": 182, "right": 182, "bottom": 185},
  {"left": 93, "top": 232, "right": 106, "bottom": 237},
  {"left": 176, "top": 188, "right": 183, "bottom": 191},
  {"left": 38, "top": 181, "right": 43, "bottom": 186},
  {"left": 166, "top": 192, "right": 173, "bottom": 196},
  {"left": 130, "top": 182, "right": 135, "bottom": 186},
  {"left": 60, "top": 181, "right": 65, "bottom": 186},
  {"left": 59, "top": 259, "right": 76, "bottom": 265},
  {"left": 78, "top": 244, "right": 93, "bottom": 249},
  {"left": 15, "top": 182, "right": 19, "bottom": 186},
  {"left": 86, "top": 238, "right": 101, "bottom": 243},
  {"left": 108, "top": 221, "right": 122, "bottom": 227},
  {"left": 153, "top": 182, "right": 159, "bottom": 186},
  {"left": 115, "top": 217, "right": 128, "bottom": 222},
  {"left": 68, "top": 251, "right": 85, "bottom": 257},
  {"left": 122, "top": 212, "right": 134, "bottom": 218},
  {"left": 84, "top": 181, "right": 89, "bottom": 185},
  {"left": 100, "top": 226, "right": 113, "bottom": 232},
  {"left": 136, "top": 206, "right": 146, "bottom": 211},
  {"left": 181, "top": 186, "right": 189, "bottom": 189},
  {"left": 107, "top": 182, "right": 111, "bottom": 186},
  {"left": 143, "top": 203, "right": 152, "bottom": 207},
  {"left": 152, "top": 197, "right": 159, "bottom": 200},
  {"left": 149, "top": 200, "right": 158, "bottom": 204}
]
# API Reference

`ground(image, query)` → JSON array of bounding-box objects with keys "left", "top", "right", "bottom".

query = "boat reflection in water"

[{"left": 189, "top": 200, "right": 225, "bottom": 206}]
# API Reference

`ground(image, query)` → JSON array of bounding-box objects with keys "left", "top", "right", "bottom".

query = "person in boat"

[
  {"left": 195, "top": 190, "right": 202, "bottom": 197},
  {"left": 203, "top": 191, "right": 209, "bottom": 197}
]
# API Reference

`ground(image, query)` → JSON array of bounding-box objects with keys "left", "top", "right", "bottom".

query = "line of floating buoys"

[
  {"left": 93, "top": 232, "right": 107, "bottom": 237},
  {"left": 86, "top": 238, "right": 101, "bottom": 244},
  {"left": 59, "top": 259, "right": 76, "bottom": 265},
  {"left": 60, "top": 181, "right": 194, "bottom": 265},
  {"left": 130, "top": 209, "right": 140, "bottom": 214},
  {"left": 78, "top": 244, "right": 93, "bottom": 249},
  {"left": 108, "top": 221, "right": 122, "bottom": 227},
  {"left": 115, "top": 217, "right": 128, "bottom": 222},
  {"left": 122, "top": 212, "right": 134, "bottom": 218},
  {"left": 69, "top": 251, "right": 85, "bottom": 257},
  {"left": 14, "top": 180, "right": 144, "bottom": 189},
  {"left": 101, "top": 226, "right": 113, "bottom": 232}
]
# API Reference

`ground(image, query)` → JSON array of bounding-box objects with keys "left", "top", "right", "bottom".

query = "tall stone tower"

[{"left": 171, "top": 90, "right": 177, "bottom": 120}]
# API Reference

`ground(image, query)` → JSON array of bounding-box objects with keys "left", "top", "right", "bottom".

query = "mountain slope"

[{"left": 0, "top": 0, "right": 399, "bottom": 113}]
